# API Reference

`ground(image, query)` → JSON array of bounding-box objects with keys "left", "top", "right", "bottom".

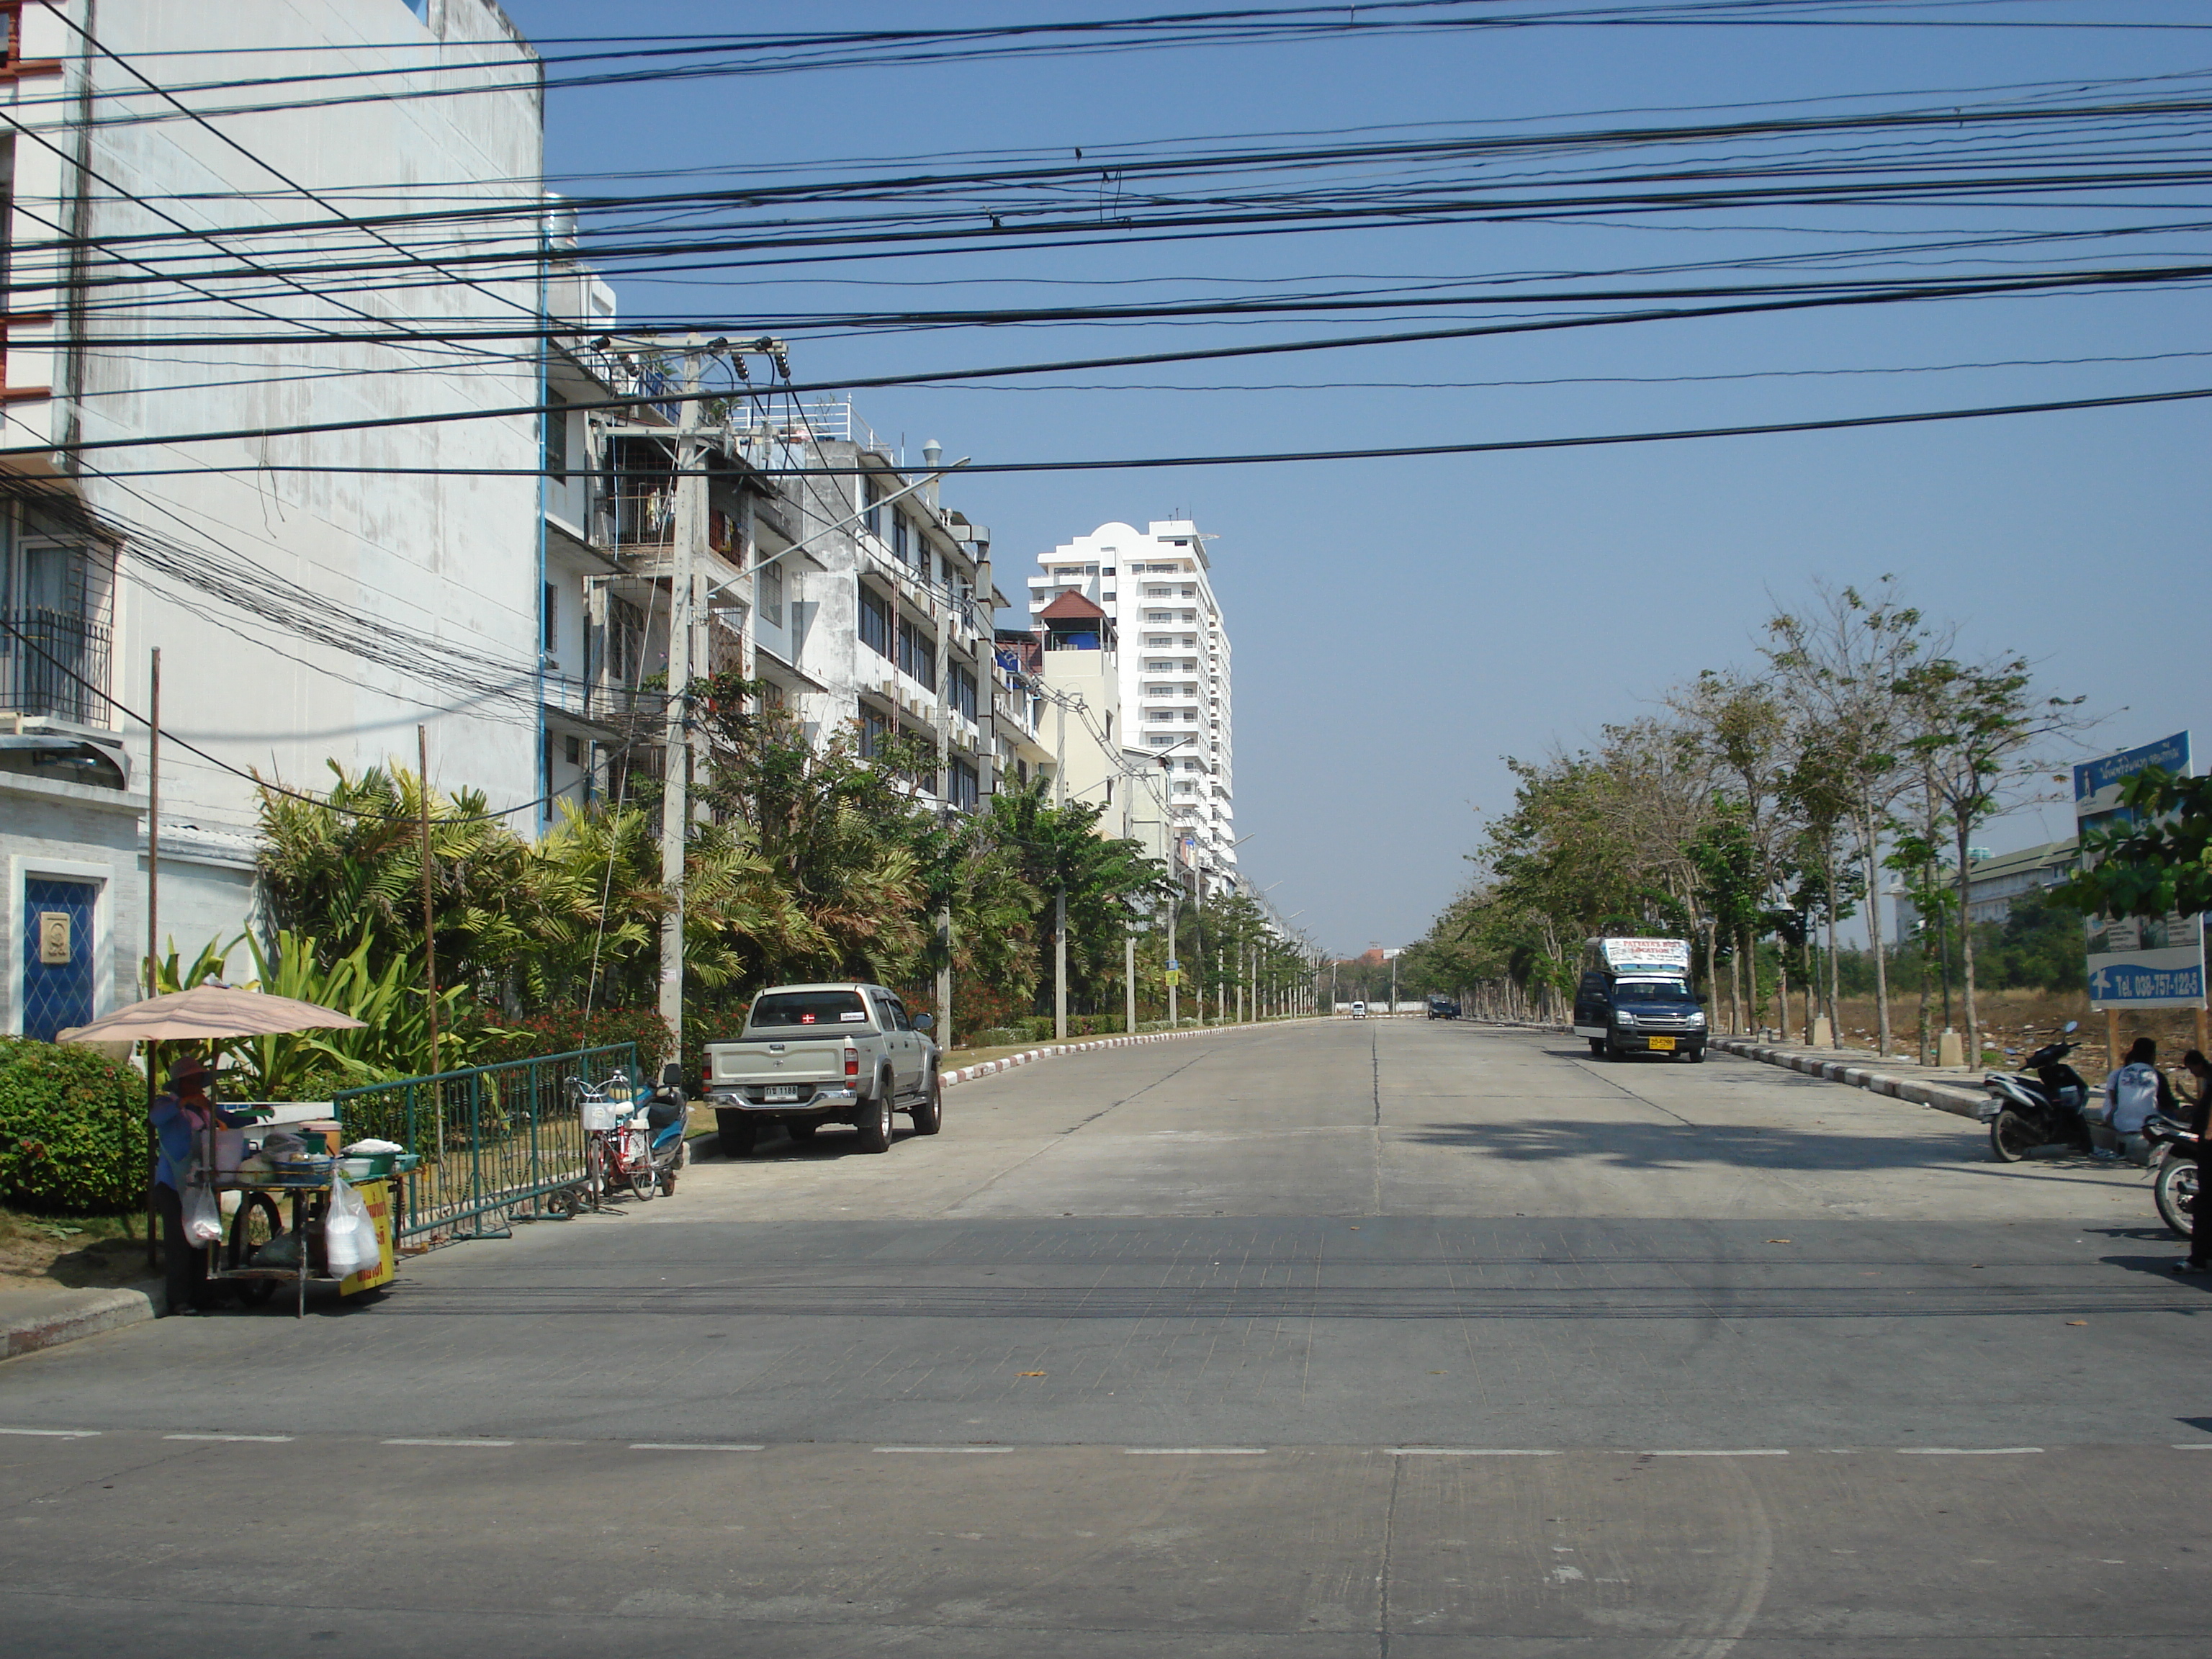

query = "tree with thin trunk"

[
  {"left": 1897, "top": 654, "right": 2085, "bottom": 1072},
  {"left": 1763, "top": 580, "right": 1934, "bottom": 1060}
]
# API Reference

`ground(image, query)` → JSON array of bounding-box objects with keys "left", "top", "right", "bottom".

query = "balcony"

[{"left": 1, "top": 609, "right": 111, "bottom": 726}]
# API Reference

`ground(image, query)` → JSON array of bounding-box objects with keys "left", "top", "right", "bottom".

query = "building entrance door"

[{"left": 22, "top": 876, "right": 99, "bottom": 1040}]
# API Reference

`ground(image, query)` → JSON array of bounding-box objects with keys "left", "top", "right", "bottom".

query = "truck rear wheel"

[
  {"left": 715, "top": 1110, "right": 757, "bottom": 1157},
  {"left": 854, "top": 1089, "right": 895, "bottom": 1154}
]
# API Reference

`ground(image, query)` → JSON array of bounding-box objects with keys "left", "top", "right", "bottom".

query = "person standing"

[
  {"left": 2175, "top": 1048, "right": 2212, "bottom": 1276},
  {"left": 148, "top": 1056, "right": 270, "bottom": 1316}
]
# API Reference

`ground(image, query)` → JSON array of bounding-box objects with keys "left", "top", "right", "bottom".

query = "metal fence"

[{"left": 331, "top": 1043, "right": 639, "bottom": 1244}]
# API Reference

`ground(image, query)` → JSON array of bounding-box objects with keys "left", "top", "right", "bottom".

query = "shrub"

[
  {"left": 0, "top": 1038, "right": 147, "bottom": 1213},
  {"left": 479, "top": 1007, "right": 673, "bottom": 1076}
]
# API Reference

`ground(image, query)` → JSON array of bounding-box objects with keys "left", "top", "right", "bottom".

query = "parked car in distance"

[
  {"left": 1426, "top": 996, "right": 1461, "bottom": 1020},
  {"left": 1350, "top": 1000, "right": 1367, "bottom": 1019},
  {"left": 702, "top": 983, "right": 942, "bottom": 1155}
]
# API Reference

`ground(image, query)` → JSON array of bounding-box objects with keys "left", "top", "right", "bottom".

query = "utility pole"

[
  {"left": 657, "top": 338, "right": 705, "bottom": 1051},
  {"left": 1125, "top": 927, "right": 1136, "bottom": 1035},
  {"left": 1053, "top": 882, "right": 1068, "bottom": 1040},
  {"left": 418, "top": 723, "right": 441, "bottom": 1081},
  {"left": 1166, "top": 887, "right": 1179, "bottom": 1027}
]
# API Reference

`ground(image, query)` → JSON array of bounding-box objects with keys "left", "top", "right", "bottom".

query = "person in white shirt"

[{"left": 2098, "top": 1037, "right": 2180, "bottom": 1163}]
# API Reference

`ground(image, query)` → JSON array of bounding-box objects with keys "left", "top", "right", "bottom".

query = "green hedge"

[{"left": 0, "top": 1038, "right": 146, "bottom": 1213}]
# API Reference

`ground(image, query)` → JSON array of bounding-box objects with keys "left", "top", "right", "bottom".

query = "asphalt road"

[{"left": 4, "top": 1020, "right": 2207, "bottom": 1656}]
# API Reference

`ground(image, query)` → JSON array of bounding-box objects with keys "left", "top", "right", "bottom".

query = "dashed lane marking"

[
  {"left": 1895, "top": 1447, "right": 2044, "bottom": 1455},
  {"left": 1388, "top": 1448, "right": 1559, "bottom": 1457},
  {"left": 631, "top": 1442, "right": 764, "bottom": 1452},
  {"left": 1124, "top": 1447, "right": 1268, "bottom": 1455},
  {"left": 873, "top": 1446, "right": 1013, "bottom": 1454},
  {"left": 165, "top": 1433, "right": 292, "bottom": 1443},
  {"left": 382, "top": 1438, "right": 516, "bottom": 1448},
  {"left": 0, "top": 1427, "right": 98, "bottom": 1438}
]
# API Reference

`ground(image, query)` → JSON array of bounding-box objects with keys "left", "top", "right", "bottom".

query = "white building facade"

[
  {"left": 1026, "top": 521, "right": 1236, "bottom": 893},
  {"left": 1, "top": 0, "right": 545, "bottom": 1038}
]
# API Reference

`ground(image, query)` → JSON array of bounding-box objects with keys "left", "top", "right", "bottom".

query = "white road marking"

[
  {"left": 0, "top": 1427, "right": 97, "bottom": 1438},
  {"left": 165, "top": 1433, "right": 292, "bottom": 1443},
  {"left": 1895, "top": 1447, "right": 2043, "bottom": 1455},
  {"left": 1388, "top": 1447, "right": 1559, "bottom": 1456},
  {"left": 873, "top": 1446, "right": 1013, "bottom": 1454},
  {"left": 1123, "top": 1447, "right": 1267, "bottom": 1455},
  {"left": 630, "top": 1442, "right": 764, "bottom": 1452},
  {"left": 2171, "top": 1444, "right": 2212, "bottom": 1451},
  {"left": 1646, "top": 1449, "right": 1790, "bottom": 1457},
  {"left": 382, "top": 1438, "right": 516, "bottom": 1448}
]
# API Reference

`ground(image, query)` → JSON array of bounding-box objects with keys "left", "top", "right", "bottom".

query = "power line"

[{"left": 33, "top": 381, "right": 2212, "bottom": 482}]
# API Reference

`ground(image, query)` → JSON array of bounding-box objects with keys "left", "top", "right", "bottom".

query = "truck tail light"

[{"left": 844, "top": 1044, "right": 860, "bottom": 1078}]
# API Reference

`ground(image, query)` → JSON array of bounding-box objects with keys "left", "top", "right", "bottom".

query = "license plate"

[
  {"left": 1646, "top": 1036, "right": 1676, "bottom": 1051},
  {"left": 763, "top": 1085, "right": 801, "bottom": 1103}
]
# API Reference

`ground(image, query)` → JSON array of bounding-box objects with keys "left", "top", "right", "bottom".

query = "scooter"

[
  {"left": 631, "top": 1064, "right": 691, "bottom": 1197},
  {"left": 2141, "top": 1111, "right": 2202, "bottom": 1238},
  {"left": 1978, "top": 1022, "right": 2094, "bottom": 1163}
]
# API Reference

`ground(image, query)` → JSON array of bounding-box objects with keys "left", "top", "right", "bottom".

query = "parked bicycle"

[
  {"left": 568, "top": 1067, "right": 690, "bottom": 1208},
  {"left": 571, "top": 1069, "right": 658, "bottom": 1206}
]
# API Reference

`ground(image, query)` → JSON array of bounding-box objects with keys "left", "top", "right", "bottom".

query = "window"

[
  {"left": 862, "top": 475, "right": 881, "bottom": 536},
  {"left": 565, "top": 734, "right": 583, "bottom": 765},
  {"left": 892, "top": 512, "right": 910, "bottom": 565},
  {"left": 859, "top": 705, "right": 891, "bottom": 757},
  {"left": 545, "top": 394, "right": 569, "bottom": 480},
  {"left": 949, "top": 662, "right": 977, "bottom": 719},
  {"left": 897, "top": 616, "right": 937, "bottom": 688},
  {"left": 757, "top": 558, "right": 783, "bottom": 626},
  {"left": 542, "top": 583, "right": 558, "bottom": 654},
  {"left": 949, "top": 758, "right": 979, "bottom": 811},
  {"left": 752, "top": 990, "right": 869, "bottom": 1028},
  {"left": 859, "top": 585, "right": 894, "bottom": 659}
]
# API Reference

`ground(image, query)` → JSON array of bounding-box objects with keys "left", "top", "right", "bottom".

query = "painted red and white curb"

[{"left": 940, "top": 1017, "right": 1328, "bottom": 1089}]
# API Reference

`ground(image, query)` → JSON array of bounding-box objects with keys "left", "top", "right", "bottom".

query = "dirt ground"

[
  {"left": 1763, "top": 986, "right": 2206, "bottom": 1075},
  {"left": 0, "top": 1210, "right": 154, "bottom": 1292}
]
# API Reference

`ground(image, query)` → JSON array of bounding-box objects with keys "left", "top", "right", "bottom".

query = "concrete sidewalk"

[
  {"left": 1712, "top": 1035, "right": 1989, "bottom": 1118},
  {"left": 0, "top": 1279, "right": 165, "bottom": 1362}
]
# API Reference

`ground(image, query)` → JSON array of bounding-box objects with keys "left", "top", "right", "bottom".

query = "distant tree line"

[{"left": 1399, "top": 577, "right": 2085, "bottom": 1059}]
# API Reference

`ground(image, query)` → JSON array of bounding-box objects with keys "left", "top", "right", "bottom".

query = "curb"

[
  {"left": 1709, "top": 1037, "right": 1985, "bottom": 1119},
  {"left": 940, "top": 1016, "right": 1329, "bottom": 1089},
  {"left": 2, "top": 1280, "right": 166, "bottom": 1362}
]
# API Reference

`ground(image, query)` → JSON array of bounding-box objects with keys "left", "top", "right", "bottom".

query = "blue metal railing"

[{"left": 331, "top": 1043, "right": 637, "bottom": 1244}]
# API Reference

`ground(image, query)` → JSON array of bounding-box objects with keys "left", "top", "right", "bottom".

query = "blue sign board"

[{"left": 2077, "top": 731, "right": 2203, "bottom": 1009}]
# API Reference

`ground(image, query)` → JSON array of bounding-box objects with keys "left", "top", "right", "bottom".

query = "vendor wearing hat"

[{"left": 150, "top": 1056, "right": 271, "bottom": 1316}]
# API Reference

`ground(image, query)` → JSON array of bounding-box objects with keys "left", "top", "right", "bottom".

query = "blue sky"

[{"left": 500, "top": 1, "right": 2212, "bottom": 954}]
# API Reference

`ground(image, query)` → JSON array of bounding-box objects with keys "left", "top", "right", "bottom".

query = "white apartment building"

[
  {"left": 1026, "top": 520, "right": 1236, "bottom": 893},
  {"left": 1, "top": 0, "right": 546, "bottom": 1040}
]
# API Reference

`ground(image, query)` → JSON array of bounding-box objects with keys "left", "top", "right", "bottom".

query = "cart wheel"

[{"left": 225, "top": 1192, "right": 282, "bottom": 1307}]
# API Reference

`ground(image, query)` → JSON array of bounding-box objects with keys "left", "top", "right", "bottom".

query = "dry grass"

[
  {"left": 0, "top": 1208, "right": 153, "bottom": 1292},
  {"left": 1761, "top": 986, "right": 2206, "bottom": 1073}
]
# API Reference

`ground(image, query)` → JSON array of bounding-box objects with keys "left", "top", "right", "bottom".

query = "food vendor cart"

[
  {"left": 58, "top": 983, "right": 400, "bottom": 1316},
  {"left": 194, "top": 1135, "right": 405, "bottom": 1317}
]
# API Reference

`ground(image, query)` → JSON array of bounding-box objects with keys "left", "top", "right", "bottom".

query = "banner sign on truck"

[
  {"left": 2076, "top": 730, "right": 2204, "bottom": 1009},
  {"left": 1599, "top": 938, "right": 1692, "bottom": 976}
]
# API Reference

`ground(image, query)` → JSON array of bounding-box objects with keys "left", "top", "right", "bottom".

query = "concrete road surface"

[{"left": 5, "top": 1021, "right": 2206, "bottom": 1656}]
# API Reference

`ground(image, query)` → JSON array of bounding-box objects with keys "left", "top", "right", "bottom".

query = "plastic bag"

[
  {"left": 323, "top": 1175, "right": 377, "bottom": 1280},
  {"left": 182, "top": 1183, "right": 225, "bottom": 1248}
]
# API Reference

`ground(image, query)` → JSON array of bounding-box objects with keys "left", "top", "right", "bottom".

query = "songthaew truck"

[{"left": 1571, "top": 936, "right": 1707, "bottom": 1063}]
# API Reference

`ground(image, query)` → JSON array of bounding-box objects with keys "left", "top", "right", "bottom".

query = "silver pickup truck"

[{"left": 702, "top": 982, "right": 942, "bottom": 1156}]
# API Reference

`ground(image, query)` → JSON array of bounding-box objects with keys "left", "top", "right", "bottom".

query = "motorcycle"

[
  {"left": 631, "top": 1064, "right": 691, "bottom": 1197},
  {"left": 1978, "top": 1022, "right": 2094, "bottom": 1163},
  {"left": 2141, "top": 1111, "right": 2203, "bottom": 1238}
]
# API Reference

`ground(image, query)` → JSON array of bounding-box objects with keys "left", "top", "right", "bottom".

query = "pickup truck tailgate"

[{"left": 707, "top": 1037, "right": 857, "bottom": 1107}]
